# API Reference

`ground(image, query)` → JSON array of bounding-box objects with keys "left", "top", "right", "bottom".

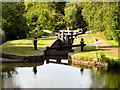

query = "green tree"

[
  {"left": 102, "top": 2, "right": 119, "bottom": 41},
  {"left": 82, "top": 2, "right": 119, "bottom": 42},
  {"left": 24, "top": 2, "right": 55, "bottom": 37},
  {"left": 53, "top": 2, "right": 66, "bottom": 15},
  {"left": 25, "top": 2, "right": 66, "bottom": 37},
  {"left": 51, "top": 2, "right": 66, "bottom": 30},
  {"left": 64, "top": 2, "right": 87, "bottom": 30},
  {"left": 2, "top": 2, "right": 29, "bottom": 40}
]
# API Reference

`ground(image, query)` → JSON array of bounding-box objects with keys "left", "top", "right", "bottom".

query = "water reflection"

[
  {"left": 103, "top": 72, "right": 120, "bottom": 88},
  {"left": 2, "top": 65, "right": 17, "bottom": 77},
  {"left": 1, "top": 65, "right": 19, "bottom": 88},
  {"left": 2, "top": 59, "right": 120, "bottom": 88},
  {"left": 90, "top": 69, "right": 120, "bottom": 88},
  {"left": 80, "top": 68, "right": 84, "bottom": 75},
  {"left": 33, "top": 66, "right": 37, "bottom": 74}
]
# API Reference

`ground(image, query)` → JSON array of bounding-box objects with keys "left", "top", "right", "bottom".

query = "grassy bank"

[
  {"left": 1, "top": 37, "right": 56, "bottom": 56},
  {"left": 72, "top": 33, "right": 119, "bottom": 64}
]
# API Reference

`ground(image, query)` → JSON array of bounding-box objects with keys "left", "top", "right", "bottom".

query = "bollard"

[
  {"left": 33, "top": 37, "right": 37, "bottom": 50},
  {"left": 46, "top": 46, "right": 49, "bottom": 51},
  {"left": 46, "top": 59, "right": 49, "bottom": 64},
  {"left": 80, "top": 38, "right": 86, "bottom": 52}
]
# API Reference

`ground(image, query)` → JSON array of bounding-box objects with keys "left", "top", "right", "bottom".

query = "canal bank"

[
  {"left": 68, "top": 52, "right": 120, "bottom": 69},
  {"left": 1, "top": 52, "right": 118, "bottom": 69},
  {"left": 1, "top": 53, "right": 44, "bottom": 63},
  {"left": 1, "top": 35, "right": 119, "bottom": 68}
]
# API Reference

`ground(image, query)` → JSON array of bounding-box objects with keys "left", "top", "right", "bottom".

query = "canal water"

[{"left": 2, "top": 59, "right": 120, "bottom": 88}]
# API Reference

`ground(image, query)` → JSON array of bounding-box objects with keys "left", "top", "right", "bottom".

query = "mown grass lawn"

[{"left": 0, "top": 37, "right": 56, "bottom": 56}]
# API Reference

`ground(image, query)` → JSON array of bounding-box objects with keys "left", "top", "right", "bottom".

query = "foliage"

[
  {"left": 99, "top": 52, "right": 117, "bottom": 65},
  {"left": 2, "top": 2, "right": 29, "bottom": 40},
  {"left": 1, "top": 65, "right": 16, "bottom": 73},
  {"left": 51, "top": 11, "right": 66, "bottom": 31},
  {"left": 53, "top": 2, "right": 66, "bottom": 15},
  {"left": 50, "top": 2, "right": 66, "bottom": 30},
  {"left": 64, "top": 2, "right": 87, "bottom": 30},
  {"left": 82, "top": 2, "right": 119, "bottom": 42},
  {"left": 24, "top": 2, "right": 66, "bottom": 37},
  {"left": 2, "top": 2, "right": 119, "bottom": 43},
  {"left": 27, "top": 28, "right": 54, "bottom": 38},
  {"left": 25, "top": 2, "right": 54, "bottom": 32}
]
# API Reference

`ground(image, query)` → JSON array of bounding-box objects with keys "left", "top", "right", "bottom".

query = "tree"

[
  {"left": 102, "top": 2, "right": 119, "bottom": 41},
  {"left": 24, "top": 2, "right": 55, "bottom": 37},
  {"left": 64, "top": 2, "right": 87, "bottom": 30},
  {"left": 2, "top": 2, "right": 29, "bottom": 40},
  {"left": 24, "top": 2, "right": 66, "bottom": 37},
  {"left": 82, "top": 2, "right": 119, "bottom": 42},
  {"left": 53, "top": 2, "right": 66, "bottom": 15},
  {"left": 50, "top": 2, "right": 66, "bottom": 31}
]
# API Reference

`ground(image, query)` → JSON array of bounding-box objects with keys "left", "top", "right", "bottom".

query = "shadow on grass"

[
  {"left": 9, "top": 43, "right": 50, "bottom": 45},
  {"left": 83, "top": 48, "right": 110, "bottom": 52},
  {"left": 2, "top": 46, "right": 45, "bottom": 55},
  {"left": 99, "top": 45, "right": 119, "bottom": 48},
  {"left": 3, "top": 46, "right": 45, "bottom": 50},
  {"left": 74, "top": 46, "right": 110, "bottom": 52}
]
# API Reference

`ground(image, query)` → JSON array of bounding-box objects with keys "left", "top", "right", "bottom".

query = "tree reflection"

[
  {"left": 1, "top": 65, "right": 18, "bottom": 88},
  {"left": 90, "top": 68, "right": 120, "bottom": 88},
  {"left": 1, "top": 65, "right": 17, "bottom": 77},
  {"left": 102, "top": 72, "right": 120, "bottom": 88},
  {"left": 90, "top": 69, "right": 106, "bottom": 88}
]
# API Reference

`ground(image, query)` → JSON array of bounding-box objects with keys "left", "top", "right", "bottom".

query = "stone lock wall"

[{"left": 1, "top": 53, "right": 44, "bottom": 63}]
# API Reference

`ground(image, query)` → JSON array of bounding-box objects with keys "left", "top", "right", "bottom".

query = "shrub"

[{"left": 100, "top": 52, "right": 117, "bottom": 65}]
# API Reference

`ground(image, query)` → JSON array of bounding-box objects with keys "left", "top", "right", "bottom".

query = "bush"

[
  {"left": 100, "top": 52, "right": 117, "bottom": 65},
  {"left": 27, "top": 29, "right": 54, "bottom": 38}
]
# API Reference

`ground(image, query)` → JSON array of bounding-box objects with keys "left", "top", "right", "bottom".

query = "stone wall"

[
  {"left": 72, "top": 60, "right": 108, "bottom": 68},
  {"left": 1, "top": 53, "right": 44, "bottom": 63}
]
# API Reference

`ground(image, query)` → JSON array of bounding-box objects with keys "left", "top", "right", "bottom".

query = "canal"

[{"left": 2, "top": 59, "right": 120, "bottom": 88}]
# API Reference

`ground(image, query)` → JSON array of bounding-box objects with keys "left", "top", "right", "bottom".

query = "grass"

[
  {"left": 91, "top": 32, "right": 118, "bottom": 46},
  {"left": 73, "top": 34, "right": 96, "bottom": 52},
  {"left": 72, "top": 33, "right": 119, "bottom": 63},
  {"left": 72, "top": 51, "right": 118, "bottom": 61},
  {"left": 0, "top": 37, "right": 56, "bottom": 56},
  {"left": 73, "top": 34, "right": 95, "bottom": 45}
]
